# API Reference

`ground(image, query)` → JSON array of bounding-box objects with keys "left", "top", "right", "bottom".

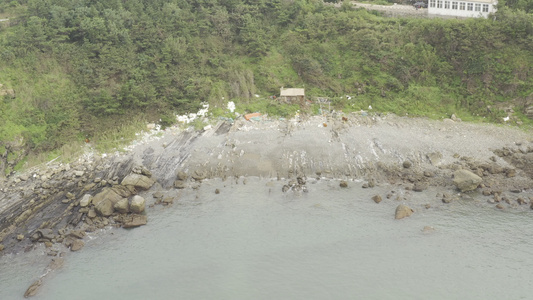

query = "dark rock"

[
  {"left": 162, "top": 197, "right": 174, "bottom": 205},
  {"left": 517, "top": 197, "right": 527, "bottom": 205},
  {"left": 121, "top": 214, "right": 148, "bottom": 228},
  {"left": 339, "top": 181, "right": 348, "bottom": 188},
  {"left": 413, "top": 181, "right": 428, "bottom": 192},
  {"left": 372, "top": 195, "right": 382, "bottom": 204},
  {"left": 403, "top": 161, "right": 412, "bottom": 169},
  {"left": 442, "top": 193, "right": 452, "bottom": 203},
  {"left": 215, "top": 189, "right": 220, "bottom": 194}
]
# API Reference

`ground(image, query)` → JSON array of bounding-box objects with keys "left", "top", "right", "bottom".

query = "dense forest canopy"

[{"left": 0, "top": 0, "right": 532, "bottom": 176}]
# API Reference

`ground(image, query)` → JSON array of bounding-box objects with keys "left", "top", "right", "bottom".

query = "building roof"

[
  {"left": 442, "top": 0, "right": 497, "bottom": 3},
  {"left": 280, "top": 88, "right": 305, "bottom": 97}
]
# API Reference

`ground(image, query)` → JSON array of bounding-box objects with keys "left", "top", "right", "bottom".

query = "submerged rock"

[
  {"left": 339, "top": 181, "right": 348, "bottom": 188},
  {"left": 24, "top": 280, "right": 42, "bottom": 297},
  {"left": 422, "top": 226, "right": 435, "bottom": 233},
  {"left": 372, "top": 195, "right": 382, "bottom": 204}
]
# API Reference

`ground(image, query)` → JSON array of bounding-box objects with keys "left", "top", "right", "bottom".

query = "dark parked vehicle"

[{"left": 414, "top": 2, "right": 427, "bottom": 8}]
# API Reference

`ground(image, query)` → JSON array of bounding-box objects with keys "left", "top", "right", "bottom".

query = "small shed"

[{"left": 279, "top": 88, "right": 305, "bottom": 104}]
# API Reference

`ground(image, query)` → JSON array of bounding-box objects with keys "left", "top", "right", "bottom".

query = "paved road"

[{"left": 353, "top": 2, "right": 427, "bottom": 16}]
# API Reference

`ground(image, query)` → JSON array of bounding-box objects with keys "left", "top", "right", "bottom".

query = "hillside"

[{"left": 0, "top": 0, "right": 532, "bottom": 177}]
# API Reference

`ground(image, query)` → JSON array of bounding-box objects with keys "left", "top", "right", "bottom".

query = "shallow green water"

[{"left": 2, "top": 178, "right": 533, "bottom": 299}]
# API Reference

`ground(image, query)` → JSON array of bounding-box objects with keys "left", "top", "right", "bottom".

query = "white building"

[{"left": 428, "top": 0, "right": 497, "bottom": 18}]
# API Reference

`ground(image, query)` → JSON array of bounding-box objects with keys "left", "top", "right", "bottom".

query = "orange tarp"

[{"left": 244, "top": 113, "right": 261, "bottom": 121}]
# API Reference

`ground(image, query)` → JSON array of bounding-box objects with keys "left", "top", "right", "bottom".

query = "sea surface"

[{"left": 1, "top": 177, "right": 533, "bottom": 299}]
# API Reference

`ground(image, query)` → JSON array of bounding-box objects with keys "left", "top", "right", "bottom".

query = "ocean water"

[{"left": 2, "top": 177, "right": 533, "bottom": 299}]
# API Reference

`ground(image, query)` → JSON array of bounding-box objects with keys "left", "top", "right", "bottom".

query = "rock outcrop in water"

[{"left": 395, "top": 204, "right": 414, "bottom": 219}]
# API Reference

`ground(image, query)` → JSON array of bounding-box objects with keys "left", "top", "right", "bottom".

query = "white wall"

[{"left": 428, "top": 0, "right": 497, "bottom": 18}]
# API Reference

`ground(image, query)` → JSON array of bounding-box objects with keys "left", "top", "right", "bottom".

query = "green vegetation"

[{"left": 0, "top": 0, "right": 531, "bottom": 175}]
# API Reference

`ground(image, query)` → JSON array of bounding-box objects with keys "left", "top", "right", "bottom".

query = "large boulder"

[
  {"left": 114, "top": 198, "right": 129, "bottom": 214},
  {"left": 453, "top": 169, "right": 482, "bottom": 192},
  {"left": 395, "top": 204, "right": 414, "bottom": 219},
  {"left": 130, "top": 195, "right": 145, "bottom": 214},
  {"left": 92, "top": 186, "right": 131, "bottom": 206},
  {"left": 95, "top": 199, "right": 114, "bottom": 217},
  {"left": 121, "top": 174, "right": 155, "bottom": 190}
]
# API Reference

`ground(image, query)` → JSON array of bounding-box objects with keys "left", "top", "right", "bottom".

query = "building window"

[
  {"left": 430, "top": 0, "right": 436, "bottom": 7},
  {"left": 437, "top": 0, "right": 442, "bottom": 8},
  {"left": 459, "top": 2, "right": 465, "bottom": 9},
  {"left": 475, "top": 3, "right": 481, "bottom": 11},
  {"left": 452, "top": 2, "right": 458, "bottom": 9},
  {"left": 445, "top": 1, "right": 450, "bottom": 8},
  {"left": 482, "top": 4, "right": 489, "bottom": 12},
  {"left": 467, "top": 2, "right": 473, "bottom": 10}
]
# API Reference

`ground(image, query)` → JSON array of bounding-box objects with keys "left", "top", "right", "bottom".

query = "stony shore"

[{"left": 1, "top": 112, "right": 532, "bottom": 296}]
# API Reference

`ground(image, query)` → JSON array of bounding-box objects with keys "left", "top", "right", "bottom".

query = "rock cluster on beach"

[{"left": 0, "top": 160, "right": 157, "bottom": 258}]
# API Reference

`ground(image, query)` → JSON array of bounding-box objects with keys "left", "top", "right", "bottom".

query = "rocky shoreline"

[{"left": 1, "top": 112, "right": 532, "bottom": 297}]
